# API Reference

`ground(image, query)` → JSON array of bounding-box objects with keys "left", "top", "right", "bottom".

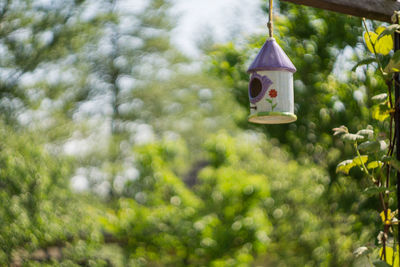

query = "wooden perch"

[{"left": 280, "top": 0, "right": 400, "bottom": 23}]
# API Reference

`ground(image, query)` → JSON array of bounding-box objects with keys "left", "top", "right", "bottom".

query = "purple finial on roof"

[{"left": 247, "top": 38, "right": 296, "bottom": 73}]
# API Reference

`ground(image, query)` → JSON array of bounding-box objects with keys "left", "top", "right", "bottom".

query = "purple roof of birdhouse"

[{"left": 247, "top": 38, "right": 296, "bottom": 73}]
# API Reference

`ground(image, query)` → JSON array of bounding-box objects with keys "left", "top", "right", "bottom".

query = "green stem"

[{"left": 354, "top": 142, "right": 376, "bottom": 183}]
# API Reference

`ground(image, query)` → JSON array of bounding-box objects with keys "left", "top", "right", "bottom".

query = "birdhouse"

[{"left": 247, "top": 37, "right": 297, "bottom": 124}]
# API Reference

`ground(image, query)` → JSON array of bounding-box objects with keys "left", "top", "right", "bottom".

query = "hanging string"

[{"left": 267, "top": 0, "right": 273, "bottom": 38}]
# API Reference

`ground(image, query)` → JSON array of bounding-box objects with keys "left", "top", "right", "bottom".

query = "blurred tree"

[
  {"left": 0, "top": 0, "right": 106, "bottom": 125},
  {"left": 84, "top": 0, "right": 186, "bottom": 135},
  {"left": 0, "top": 123, "right": 109, "bottom": 265},
  {"left": 0, "top": 1, "right": 112, "bottom": 264},
  {"left": 59, "top": 0, "right": 193, "bottom": 198}
]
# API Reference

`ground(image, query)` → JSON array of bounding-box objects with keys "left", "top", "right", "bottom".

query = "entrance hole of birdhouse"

[{"left": 249, "top": 77, "right": 262, "bottom": 98}]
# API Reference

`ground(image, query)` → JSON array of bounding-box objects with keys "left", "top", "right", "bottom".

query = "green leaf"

[
  {"left": 375, "top": 27, "right": 394, "bottom": 55},
  {"left": 342, "top": 133, "right": 364, "bottom": 142},
  {"left": 373, "top": 260, "right": 391, "bottom": 267},
  {"left": 382, "top": 155, "right": 392, "bottom": 162},
  {"left": 371, "top": 93, "right": 388, "bottom": 103},
  {"left": 358, "top": 141, "right": 380, "bottom": 153},
  {"left": 352, "top": 57, "right": 376, "bottom": 71},
  {"left": 353, "top": 256, "right": 371, "bottom": 267},
  {"left": 336, "top": 156, "right": 367, "bottom": 174},
  {"left": 378, "top": 245, "right": 399, "bottom": 266},
  {"left": 363, "top": 186, "right": 387, "bottom": 196},
  {"left": 353, "top": 155, "right": 368, "bottom": 166},
  {"left": 377, "top": 24, "right": 400, "bottom": 40},
  {"left": 372, "top": 104, "right": 391, "bottom": 122},
  {"left": 354, "top": 246, "right": 369, "bottom": 257},
  {"left": 364, "top": 31, "right": 377, "bottom": 54},
  {"left": 356, "top": 129, "right": 374, "bottom": 139},
  {"left": 336, "top": 159, "right": 356, "bottom": 175},
  {"left": 390, "top": 159, "right": 400, "bottom": 172},
  {"left": 364, "top": 26, "right": 393, "bottom": 55},
  {"left": 332, "top": 125, "right": 348, "bottom": 136},
  {"left": 384, "top": 50, "right": 400, "bottom": 73},
  {"left": 367, "top": 161, "right": 383, "bottom": 169},
  {"left": 391, "top": 48, "right": 400, "bottom": 62}
]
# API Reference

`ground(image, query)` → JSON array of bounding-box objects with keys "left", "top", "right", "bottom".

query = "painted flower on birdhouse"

[
  {"left": 269, "top": 89, "right": 277, "bottom": 98},
  {"left": 266, "top": 89, "right": 277, "bottom": 111}
]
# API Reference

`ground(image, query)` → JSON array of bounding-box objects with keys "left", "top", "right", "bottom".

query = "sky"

[
  {"left": 123, "top": 0, "right": 265, "bottom": 56},
  {"left": 172, "top": 0, "right": 264, "bottom": 56}
]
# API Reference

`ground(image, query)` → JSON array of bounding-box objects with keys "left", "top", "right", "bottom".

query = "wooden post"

[{"left": 280, "top": 0, "right": 400, "bottom": 23}]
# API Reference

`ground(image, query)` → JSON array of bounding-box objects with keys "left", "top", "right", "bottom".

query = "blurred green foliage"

[
  {"left": 0, "top": 0, "right": 390, "bottom": 266},
  {"left": 102, "top": 132, "right": 338, "bottom": 266},
  {"left": 0, "top": 123, "right": 108, "bottom": 265}
]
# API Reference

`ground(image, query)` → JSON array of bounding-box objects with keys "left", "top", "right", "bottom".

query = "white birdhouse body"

[
  {"left": 249, "top": 70, "right": 294, "bottom": 124},
  {"left": 247, "top": 38, "right": 297, "bottom": 124}
]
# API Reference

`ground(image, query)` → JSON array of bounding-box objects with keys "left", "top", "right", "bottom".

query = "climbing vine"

[{"left": 335, "top": 16, "right": 400, "bottom": 266}]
